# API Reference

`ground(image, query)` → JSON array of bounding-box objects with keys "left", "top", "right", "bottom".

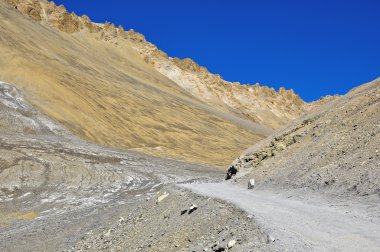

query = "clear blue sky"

[{"left": 54, "top": 0, "right": 380, "bottom": 102}]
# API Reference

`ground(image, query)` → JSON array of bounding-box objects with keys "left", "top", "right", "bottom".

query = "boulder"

[
  {"left": 225, "top": 165, "right": 238, "bottom": 180},
  {"left": 227, "top": 240, "right": 236, "bottom": 249},
  {"left": 156, "top": 192, "right": 169, "bottom": 203},
  {"left": 189, "top": 204, "right": 198, "bottom": 214}
]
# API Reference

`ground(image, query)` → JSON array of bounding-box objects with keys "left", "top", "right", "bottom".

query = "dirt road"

[{"left": 182, "top": 183, "right": 380, "bottom": 252}]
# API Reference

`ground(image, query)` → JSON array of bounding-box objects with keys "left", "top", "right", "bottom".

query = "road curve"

[{"left": 181, "top": 182, "right": 380, "bottom": 252}]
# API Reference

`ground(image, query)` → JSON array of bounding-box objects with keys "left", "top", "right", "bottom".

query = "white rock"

[
  {"left": 156, "top": 192, "right": 169, "bottom": 203},
  {"left": 227, "top": 240, "right": 236, "bottom": 248},
  {"left": 190, "top": 204, "right": 198, "bottom": 210}
]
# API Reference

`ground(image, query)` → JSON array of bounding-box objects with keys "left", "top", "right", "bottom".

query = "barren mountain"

[
  {"left": 231, "top": 78, "right": 380, "bottom": 197},
  {"left": 131, "top": 41, "right": 306, "bottom": 130},
  {"left": 0, "top": 0, "right": 306, "bottom": 166},
  {"left": 1, "top": 1, "right": 379, "bottom": 251}
]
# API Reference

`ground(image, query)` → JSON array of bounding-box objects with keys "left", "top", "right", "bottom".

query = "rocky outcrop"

[
  {"left": 229, "top": 118, "right": 312, "bottom": 175},
  {"left": 81, "top": 14, "right": 100, "bottom": 33},
  {"left": 99, "top": 21, "right": 118, "bottom": 41},
  {"left": 6, "top": 0, "right": 42, "bottom": 21},
  {"left": 7, "top": 0, "right": 80, "bottom": 32},
  {"left": 52, "top": 10, "right": 81, "bottom": 33},
  {"left": 4, "top": 0, "right": 308, "bottom": 130}
]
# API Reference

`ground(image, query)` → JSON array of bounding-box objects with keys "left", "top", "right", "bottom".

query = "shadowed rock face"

[
  {"left": 232, "top": 79, "right": 380, "bottom": 197},
  {"left": 0, "top": 0, "right": 307, "bottom": 166}
]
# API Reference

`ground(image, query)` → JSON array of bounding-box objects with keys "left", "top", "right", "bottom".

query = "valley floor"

[
  {"left": 1, "top": 80, "right": 379, "bottom": 251},
  {"left": 0, "top": 81, "right": 271, "bottom": 251},
  {"left": 182, "top": 183, "right": 380, "bottom": 252}
]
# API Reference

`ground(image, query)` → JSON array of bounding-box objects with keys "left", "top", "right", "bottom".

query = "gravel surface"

[{"left": 183, "top": 182, "right": 380, "bottom": 252}]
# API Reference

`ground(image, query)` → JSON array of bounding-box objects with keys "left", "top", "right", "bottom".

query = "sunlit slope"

[
  {"left": 0, "top": 1, "right": 263, "bottom": 166},
  {"left": 232, "top": 78, "right": 380, "bottom": 196}
]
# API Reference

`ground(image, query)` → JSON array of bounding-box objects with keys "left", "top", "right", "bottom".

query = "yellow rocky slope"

[{"left": 0, "top": 0, "right": 305, "bottom": 166}]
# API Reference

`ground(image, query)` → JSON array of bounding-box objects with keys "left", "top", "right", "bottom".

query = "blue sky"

[{"left": 54, "top": 0, "right": 380, "bottom": 101}]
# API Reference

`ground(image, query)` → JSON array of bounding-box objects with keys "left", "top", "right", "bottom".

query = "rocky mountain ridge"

[
  {"left": 135, "top": 48, "right": 307, "bottom": 129},
  {"left": 5, "top": 0, "right": 307, "bottom": 130}
]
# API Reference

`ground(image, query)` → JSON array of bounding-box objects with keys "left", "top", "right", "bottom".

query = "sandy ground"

[{"left": 182, "top": 182, "right": 380, "bottom": 252}]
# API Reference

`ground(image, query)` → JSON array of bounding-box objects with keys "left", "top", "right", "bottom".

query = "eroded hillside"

[
  {"left": 0, "top": 0, "right": 306, "bottom": 166},
  {"left": 0, "top": 0, "right": 259, "bottom": 166},
  {"left": 231, "top": 78, "right": 380, "bottom": 196}
]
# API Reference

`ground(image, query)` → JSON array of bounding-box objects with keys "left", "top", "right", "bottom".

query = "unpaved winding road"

[{"left": 182, "top": 183, "right": 380, "bottom": 252}]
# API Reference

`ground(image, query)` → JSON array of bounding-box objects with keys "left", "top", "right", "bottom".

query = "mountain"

[
  {"left": 0, "top": 0, "right": 306, "bottom": 166},
  {"left": 1, "top": 1, "right": 379, "bottom": 251},
  {"left": 230, "top": 78, "right": 380, "bottom": 196}
]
